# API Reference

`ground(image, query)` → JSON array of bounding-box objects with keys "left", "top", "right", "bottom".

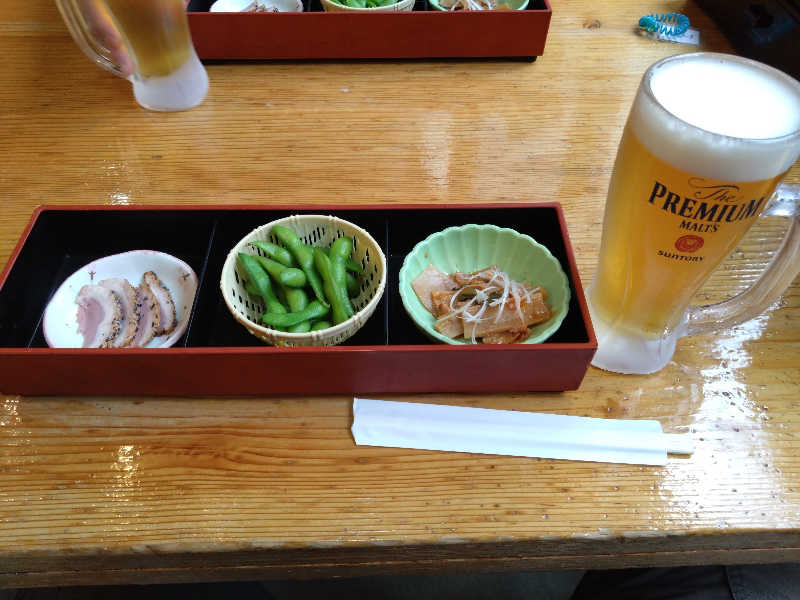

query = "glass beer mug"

[
  {"left": 55, "top": 0, "right": 208, "bottom": 111},
  {"left": 587, "top": 52, "right": 800, "bottom": 374}
]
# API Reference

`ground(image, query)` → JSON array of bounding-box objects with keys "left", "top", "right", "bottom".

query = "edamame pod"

[
  {"left": 238, "top": 253, "right": 286, "bottom": 315},
  {"left": 310, "top": 243, "right": 363, "bottom": 274},
  {"left": 280, "top": 285, "right": 309, "bottom": 330},
  {"left": 287, "top": 321, "right": 312, "bottom": 333},
  {"left": 250, "top": 241, "right": 296, "bottom": 268},
  {"left": 328, "top": 238, "right": 356, "bottom": 319},
  {"left": 330, "top": 236, "right": 353, "bottom": 261},
  {"left": 283, "top": 285, "right": 308, "bottom": 313},
  {"left": 253, "top": 255, "right": 306, "bottom": 288},
  {"left": 331, "top": 259, "right": 354, "bottom": 321},
  {"left": 262, "top": 300, "right": 329, "bottom": 328},
  {"left": 311, "top": 320, "right": 332, "bottom": 331},
  {"left": 273, "top": 226, "right": 328, "bottom": 307},
  {"left": 313, "top": 248, "right": 353, "bottom": 325},
  {"left": 244, "top": 281, "right": 259, "bottom": 297},
  {"left": 344, "top": 257, "right": 364, "bottom": 274},
  {"left": 245, "top": 281, "right": 291, "bottom": 320},
  {"left": 345, "top": 271, "right": 359, "bottom": 297}
]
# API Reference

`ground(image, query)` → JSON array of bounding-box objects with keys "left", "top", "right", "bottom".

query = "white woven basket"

[{"left": 221, "top": 214, "right": 387, "bottom": 347}]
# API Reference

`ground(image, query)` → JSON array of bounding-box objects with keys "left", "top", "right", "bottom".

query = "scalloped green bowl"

[
  {"left": 429, "top": 0, "right": 529, "bottom": 9},
  {"left": 398, "top": 224, "right": 571, "bottom": 345}
]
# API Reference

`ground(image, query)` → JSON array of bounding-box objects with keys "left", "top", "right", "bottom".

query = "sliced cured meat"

[
  {"left": 75, "top": 285, "right": 122, "bottom": 348},
  {"left": 143, "top": 271, "right": 177, "bottom": 335},
  {"left": 130, "top": 282, "right": 161, "bottom": 347},
  {"left": 99, "top": 278, "right": 140, "bottom": 347}
]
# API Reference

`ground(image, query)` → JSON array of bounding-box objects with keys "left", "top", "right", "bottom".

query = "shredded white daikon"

[
  {"left": 486, "top": 269, "right": 511, "bottom": 323},
  {"left": 441, "top": 284, "right": 495, "bottom": 326},
  {"left": 423, "top": 265, "right": 547, "bottom": 344},
  {"left": 446, "top": 268, "right": 523, "bottom": 332}
]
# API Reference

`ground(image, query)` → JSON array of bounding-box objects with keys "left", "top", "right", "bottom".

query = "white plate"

[{"left": 42, "top": 250, "right": 198, "bottom": 349}]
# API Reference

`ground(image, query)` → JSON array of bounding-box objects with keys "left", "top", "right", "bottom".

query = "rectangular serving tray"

[
  {"left": 186, "top": 0, "right": 552, "bottom": 60},
  {"left": 0, "top": 204, "right": 596, "bottom": 396}
]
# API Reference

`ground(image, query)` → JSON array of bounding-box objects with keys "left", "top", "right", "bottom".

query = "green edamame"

[
  {"left": 249, "top": 241, "right": 296, "bottom": 268},
  {"left": 253, "top": 255, "right": 306, "bottom": 288},
  {"left": 310, "top": 320, "right": 332, "bottom": 331},
  {"left": 282, "top": 285, "right": 308, "bottom": 313},
  {"left": 313, "top": 248, "right": 353, "bottom": 325},
  {"left": 273, "top": 226, "right": 328, "bottom": 307},
  {"left": 344, "top": 257, "right": 363, "bottom": 274},
  {"left": 330, "top": 236, "right": 353, "bottom": 261},
  {"left": 328, "top": 238, "right": 356, "bottom": 318},
  {"left": 280, "top": 285, "right": 309, "bottom": 330},
  {"left": 238, "top": 253, "right": 286, "bottom": 315},
  {"left": 244, "top": 281, "right": 259, "bottom": 297},
  {"left": 345, "top": 271, "right": 359, "bottom": 297},
  {"left": 311, "top": 243, "right": 363, "bottom": 274},
  {"left": 262, "top": 300, "right": 329, "bottom": 328}
]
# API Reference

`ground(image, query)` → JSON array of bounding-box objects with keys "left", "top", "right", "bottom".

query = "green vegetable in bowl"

[
  {"left": 287, "top": 321, "right": 312, "bottom": 333},
  {"left": 313, "top": 248, "right": 353, "bottom": 325},
  {"left": 250, "top": 241, "right": 295, "bottom": 268},
  {"left": 273, "top": 225, "right": 328, "bottom": 307},
  {"left": 262, "top": 300, "right": 330, "bottom": 328},
  {"left": 253, "top": 255, "right": 306, "bottom": 288},
  {"left": 281, "top": 285, "right": 310, "bottom": 331},
  {"left": 244, "top": 227, "right": 366, "bottom": 333},
  {"left": 238, "top": 253, "right": 286, "bottom": 315},
  {"left": 330, "top": 237, "right": 357, "bottom": 317},
  {"left": 282, "top": 285, "right": 309, "bottom": 313},
  {"left": 307, "top": 244, "right": 363, "bottom": 274}
]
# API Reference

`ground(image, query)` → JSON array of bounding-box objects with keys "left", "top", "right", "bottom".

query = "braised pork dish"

[{"left": 411, "top": 264, "right": 552, "bottom": 344}]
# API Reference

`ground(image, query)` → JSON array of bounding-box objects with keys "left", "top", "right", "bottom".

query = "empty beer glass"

[
  {"left": 56, "top": 0, "right": 208, "bottom": 111},
  {"left": 587, "top": 52, "right": 800, "bottom": 374}
]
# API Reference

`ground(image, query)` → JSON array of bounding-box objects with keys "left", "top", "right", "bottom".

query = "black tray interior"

[
  {"left": 0, "top": 207, "right": 589, "bottom": 349},
  {"left": 188, "top": 0, "right": 548, "bottom": 14}
]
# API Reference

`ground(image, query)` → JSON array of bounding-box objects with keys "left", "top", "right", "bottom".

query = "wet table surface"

[{"left": 1, "top": 0, "right": 799, "bottom": 589}]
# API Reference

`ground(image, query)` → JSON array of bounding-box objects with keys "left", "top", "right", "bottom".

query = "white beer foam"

[
  {"left": 631, "top": 53, "right": 800, "bottom": 182},
  {"left": 653, "top": 57, "right": 800, "bottom": 139}
]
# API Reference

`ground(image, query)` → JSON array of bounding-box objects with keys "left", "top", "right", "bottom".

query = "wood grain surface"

[{"left": 2, "top": 0, "right": 800, "bottom": 589}]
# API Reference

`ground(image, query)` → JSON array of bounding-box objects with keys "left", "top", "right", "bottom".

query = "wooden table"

[{"left": 1, "top": 0, "right": 799, "bottom": 589}]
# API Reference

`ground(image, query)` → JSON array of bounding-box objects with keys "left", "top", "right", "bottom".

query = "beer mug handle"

[
  {"left": 685, "top": 184, "right": 800, "bottom": 335},
  {"left": 54, "top": 0, "right": 123, "bottom": 76}
]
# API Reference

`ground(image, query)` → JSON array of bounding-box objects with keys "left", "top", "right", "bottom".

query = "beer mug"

[
  {"left": 587, "top": 52, "right": 800, "bottom": 374},
  {"left": 55, "top": 0, "right": 208, "bottom": 111}
]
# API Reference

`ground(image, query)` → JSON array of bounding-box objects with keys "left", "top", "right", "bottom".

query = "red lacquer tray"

[
  {"left": 0, "top": 203, "right": 596, "bottom": 396},
  {"left": 187, "top": 0, "right": 552, "bottom": 60}
]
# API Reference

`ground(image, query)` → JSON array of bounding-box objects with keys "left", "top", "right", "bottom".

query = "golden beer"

[
  {"left": 103, "top": 0, "right": 192, "bottom": 78},
  {"left": 588, "top": 53, "right": 800, "bottom": 373}
]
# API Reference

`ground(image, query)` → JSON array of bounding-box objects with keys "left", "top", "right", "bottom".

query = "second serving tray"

[{"left": 187, "top": 0, "right": 552, "bottom": 60}]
